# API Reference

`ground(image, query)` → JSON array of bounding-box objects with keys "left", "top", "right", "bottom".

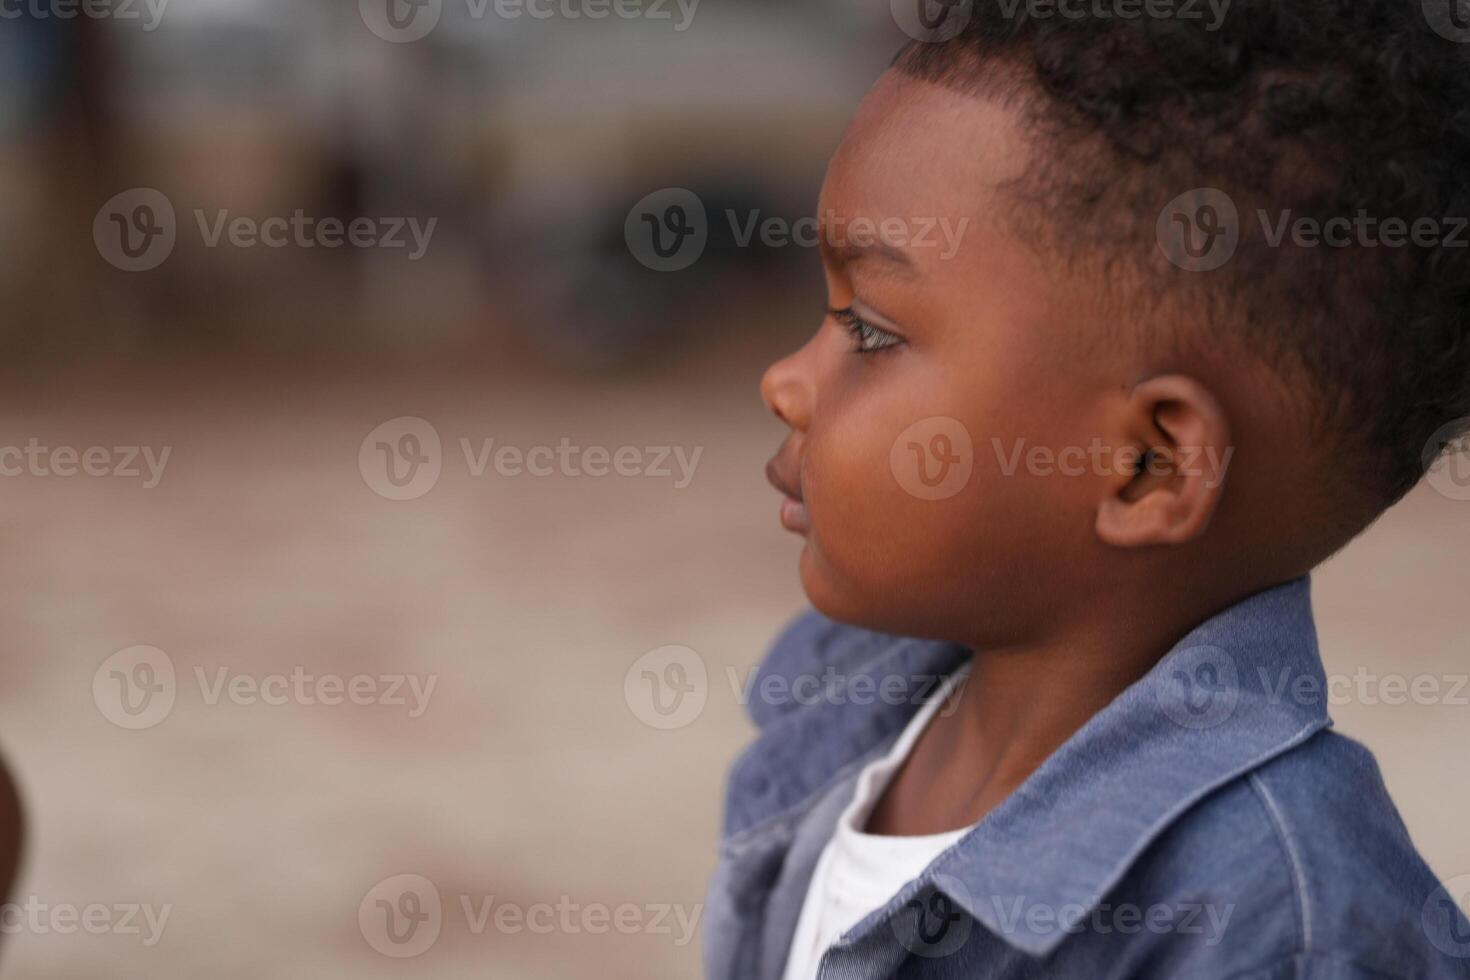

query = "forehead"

[
  {"left": 817, "top": 71, "right": 1097, "bottom": 369},
  {"left": 819, "top": 71, "right": 1034, "bottom": 228}
]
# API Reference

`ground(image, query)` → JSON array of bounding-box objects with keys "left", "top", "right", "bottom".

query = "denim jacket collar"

[{"left": 723, "top": 577, "right": 1332, "bottom": 957}]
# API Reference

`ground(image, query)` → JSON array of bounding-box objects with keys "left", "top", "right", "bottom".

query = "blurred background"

[{"left": 0, "top": 2, "right": 1466, "bottom": 977}]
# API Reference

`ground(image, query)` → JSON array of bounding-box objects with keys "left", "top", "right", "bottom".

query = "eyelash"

[{"left": 829, "top": 307, "right": 903, "bottom": 355}]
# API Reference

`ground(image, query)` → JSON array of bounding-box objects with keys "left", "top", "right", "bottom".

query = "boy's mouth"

[{"left": 764, "top": 456, "right": 810, "bottom": 535}]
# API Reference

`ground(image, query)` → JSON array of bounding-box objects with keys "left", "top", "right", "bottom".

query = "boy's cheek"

[
  {"left": 803, "top": 423, "right": 1085, "bottom": 576},
  {"left": 804, "top": 401, "right": 995, "bottom": 536},
  {"left": 799, "top": 470, "right": 1085, "bottom": 639},
  {"left": 795, "top": 377, "right": 1113, "bottom": 629},
  {"left": 802, "top": 429, "right": 982, "bottom": 575},
  {"left": 799, "top": 376, "right": 1082, "bottom": 527}
]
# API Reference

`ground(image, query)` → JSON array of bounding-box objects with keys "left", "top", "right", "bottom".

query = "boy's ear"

[{"left": 1095, "top": 375, "right": 1233, "bottom": 548}]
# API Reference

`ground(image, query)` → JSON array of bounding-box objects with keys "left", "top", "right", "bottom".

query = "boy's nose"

[{"left": 760, "top": 344, "right": 814, "bottom": 431}]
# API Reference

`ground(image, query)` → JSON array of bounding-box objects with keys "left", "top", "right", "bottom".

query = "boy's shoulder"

[
  {"left": 1101, "top": 728, "right": 1469, "bottom": 978},
  {"left": 731, "top": 592, "right": 1470, "bottom": 977}
]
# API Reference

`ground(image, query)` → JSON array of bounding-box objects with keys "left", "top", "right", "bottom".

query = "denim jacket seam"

[
  {"left": 1248, "top": 770, "right": 1313, "bottom": 957},
  {"left": 1041, "top": 715, "right": 1327, "bottom": 954}
]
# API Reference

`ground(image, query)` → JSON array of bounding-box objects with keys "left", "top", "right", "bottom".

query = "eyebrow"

[{"left": 819, "top": 238, "right": 918, "bottom": 277}]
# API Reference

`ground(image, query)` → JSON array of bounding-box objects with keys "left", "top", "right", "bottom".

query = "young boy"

[{"left": 705, "top": 2, "right": 1470, "bottom": 977}]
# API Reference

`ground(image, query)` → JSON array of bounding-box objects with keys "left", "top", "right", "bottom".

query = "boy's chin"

[
  {"left": 797, "top": 547, "right": 948, "bottom": 641},
  {"left": 797, "top": 546, "right": 869, "bottom": 627}
]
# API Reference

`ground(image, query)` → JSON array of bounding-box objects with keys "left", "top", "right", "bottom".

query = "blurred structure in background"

[{"left": 0, "top": 0, "right": 896, "bottom": 367}]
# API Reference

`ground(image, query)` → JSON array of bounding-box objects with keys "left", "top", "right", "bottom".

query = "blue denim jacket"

[{"left": 705, "top": 578, "right": 1470, "bottom": 979}]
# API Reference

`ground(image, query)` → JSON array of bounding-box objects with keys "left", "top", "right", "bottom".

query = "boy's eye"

[{"left": 829, "top": 307, "right": 903, "bottom": 355}]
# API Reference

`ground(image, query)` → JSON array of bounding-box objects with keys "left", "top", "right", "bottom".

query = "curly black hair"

[{"left": 894, "top": 0, "right": 1470, "bottom": 513}]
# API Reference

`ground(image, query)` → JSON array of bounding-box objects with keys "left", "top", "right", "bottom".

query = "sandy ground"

[{"left": 0, "top": 350, "right": 1465, "bottom": 978}]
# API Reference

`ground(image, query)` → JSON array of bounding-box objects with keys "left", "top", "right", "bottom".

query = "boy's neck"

[{"left": 864, "top": 590, "right": 1236, "bottom": 837}]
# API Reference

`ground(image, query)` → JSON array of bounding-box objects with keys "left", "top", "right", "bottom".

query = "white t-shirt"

[{"left": 781, "top": 666, "right": 974, "bottom": 980}]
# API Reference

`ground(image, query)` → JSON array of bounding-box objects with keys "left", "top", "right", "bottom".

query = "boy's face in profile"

[
  {"left": 763, "top": 71, "right": 1108, "bottom": 644},
  {"left": 762, "top": 71, "right": 1246, "bottom": 646}
]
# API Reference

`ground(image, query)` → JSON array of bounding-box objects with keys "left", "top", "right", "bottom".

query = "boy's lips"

[{"left": 764, "top": 457, "right": 810, "bottom": 534}]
